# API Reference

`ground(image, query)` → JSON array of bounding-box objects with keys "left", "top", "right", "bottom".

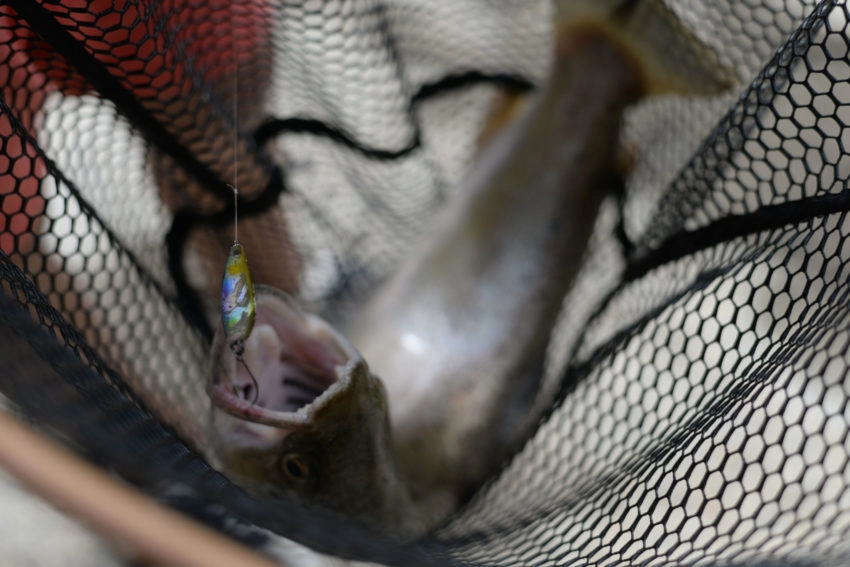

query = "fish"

[{"left": 207, "top": 0, "right": 735, "bottom": 536}]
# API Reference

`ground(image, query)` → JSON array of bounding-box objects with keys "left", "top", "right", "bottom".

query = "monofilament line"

[
  {"left": 231, "top": 183, "right": 238, "bottom": 243},
  {"left": 231, "top": 0, "right": 239, "bottom": 244}
]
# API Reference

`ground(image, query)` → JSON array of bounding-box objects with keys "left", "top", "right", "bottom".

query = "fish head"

[{"left": 207, "top": 286, "right": 403, "bottom": 525}]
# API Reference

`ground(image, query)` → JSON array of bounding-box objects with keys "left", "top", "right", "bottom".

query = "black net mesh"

[{"left": 2, "top": 0, "right": 850, "bottom": 566}]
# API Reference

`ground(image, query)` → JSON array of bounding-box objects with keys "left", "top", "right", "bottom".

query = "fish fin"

[{"left": 556, "top": 0, "right": 736, "bottom": 96}]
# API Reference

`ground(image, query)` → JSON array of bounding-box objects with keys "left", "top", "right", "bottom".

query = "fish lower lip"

[
  {"left": 211, "top": 359, "right": 337, "bottom": 415},
  {"left": 207, "top": 383, "right": 308, "bottom": 428}
]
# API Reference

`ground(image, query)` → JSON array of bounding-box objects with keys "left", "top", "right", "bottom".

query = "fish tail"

[{"left": 555, "top": 0, "right": 736, "bottom": 96}]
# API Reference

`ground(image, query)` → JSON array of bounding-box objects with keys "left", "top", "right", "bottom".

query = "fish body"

[
  {"left": 347, "top": 26, "right": 645, "bottom": 511},
  {"left": 207, "top": 0, "right": 734, "bottom": 536}
]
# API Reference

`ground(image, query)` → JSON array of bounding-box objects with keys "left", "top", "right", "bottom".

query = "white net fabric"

[{"left": 1, "top": 1, "right": 850, "bottom": 565}]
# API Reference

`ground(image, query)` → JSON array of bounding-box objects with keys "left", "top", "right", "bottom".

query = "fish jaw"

[
  {"left": 206, "top": 286, "right": 415, "bottom": 532},
  {"left": 209, "top": 285, "right": 359, "bottom": 423},
  {"left": 207, "top": 356, "right": 372, "bottom": 436}
]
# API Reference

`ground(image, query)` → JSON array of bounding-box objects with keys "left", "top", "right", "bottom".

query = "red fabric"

[{"left": 0, "top": 1, "right": 272, "bottom": 254}]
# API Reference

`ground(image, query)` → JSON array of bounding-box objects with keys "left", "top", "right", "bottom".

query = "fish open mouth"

[{"left": 208, "top": 286, "right": 360, "bottom": 427}]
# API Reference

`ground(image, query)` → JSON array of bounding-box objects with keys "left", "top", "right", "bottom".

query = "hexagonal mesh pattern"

[{"left": 1, "top": 1, "right": 850, "bottom": 566}]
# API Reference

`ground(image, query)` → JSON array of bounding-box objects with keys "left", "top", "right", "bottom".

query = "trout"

[{"left": 207, "top": 0, "right": 734, "bottom": 536}]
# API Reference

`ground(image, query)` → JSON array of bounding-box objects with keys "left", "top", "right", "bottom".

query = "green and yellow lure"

[{"left": 221, "top": 241, "right": 256, "bottom": 354}]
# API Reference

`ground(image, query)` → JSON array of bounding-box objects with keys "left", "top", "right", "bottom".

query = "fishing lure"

[
  {"left": 220, "top": 188, "right": 259, "bottom": 403},
  {"left": 221, "top": 238, "right": 255, "bottom": 353}
]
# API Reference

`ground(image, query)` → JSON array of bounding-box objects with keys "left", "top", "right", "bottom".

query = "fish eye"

[{"left": 281, "top": 453, "right": 310, "bottom": 481}]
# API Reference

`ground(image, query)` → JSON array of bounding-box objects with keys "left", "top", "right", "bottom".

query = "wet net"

[{"left": 1, "top": 0, "right": 850, "bottom": 565}]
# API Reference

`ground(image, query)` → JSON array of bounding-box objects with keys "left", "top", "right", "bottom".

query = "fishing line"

[
  {"left": 221, "top": 3, "right": 259, "bottom": 405},
  {"left": 231, "top": 21, "right": 239, "bottom": 245}
]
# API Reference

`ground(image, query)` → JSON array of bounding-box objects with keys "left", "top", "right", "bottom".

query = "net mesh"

[{"left": 1, "top": 0, "right": 850, "bottom": 566}]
